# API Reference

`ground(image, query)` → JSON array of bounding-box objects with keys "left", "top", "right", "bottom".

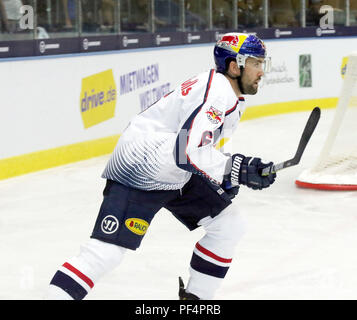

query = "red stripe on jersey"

[
  {"left": 63, "top": 262, "right": 94, "bottom": 288},
  {"left": 195, "top": 242, "right": 232, "bottom": 263},
  {"left": 225, "top": 100, "right": 239, "bottom": 116}
]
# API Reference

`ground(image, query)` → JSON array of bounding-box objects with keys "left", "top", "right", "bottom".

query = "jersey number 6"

[{"left": 198, "top": 131, "right": 213, "bottom": 147}]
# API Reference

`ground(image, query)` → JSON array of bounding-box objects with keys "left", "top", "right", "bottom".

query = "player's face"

[{"left": 241, "top": 57, "right": 265, "bottom": 95}]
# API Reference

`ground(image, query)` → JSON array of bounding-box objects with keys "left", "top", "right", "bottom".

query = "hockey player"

[{"left": 45, "top": 33, "right": 276, "bottom": 300}]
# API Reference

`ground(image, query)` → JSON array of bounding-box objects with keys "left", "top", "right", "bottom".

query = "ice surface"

[{"left": 1, "top": 109, "right": 357, "bottom": 300}]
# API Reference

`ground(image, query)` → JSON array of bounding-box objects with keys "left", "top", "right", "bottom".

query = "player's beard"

[{"left": 240, "top": 75, "right": 260, "bottom": 95}]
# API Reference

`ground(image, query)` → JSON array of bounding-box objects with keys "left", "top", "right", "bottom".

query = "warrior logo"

[
  {"left": 101, "top": 215, "right": 119, "bottom": 234},
  {"left": 206, "top": 106, "right": 223, "bottom": 124}
]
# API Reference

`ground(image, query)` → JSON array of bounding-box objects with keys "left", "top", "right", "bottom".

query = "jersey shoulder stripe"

[{"left": 225, "top": 100, "right": 239, "bottom": 116}]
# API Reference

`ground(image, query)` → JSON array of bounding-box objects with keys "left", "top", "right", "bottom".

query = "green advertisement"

[{"left": 299, "top": 54, "right": 312, "bottom": 88}]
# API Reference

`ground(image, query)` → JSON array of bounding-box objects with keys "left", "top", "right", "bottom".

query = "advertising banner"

[{"left": 1, "top": 37, "right": 357, "bottom": 178}]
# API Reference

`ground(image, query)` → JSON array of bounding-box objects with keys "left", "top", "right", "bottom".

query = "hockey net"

[{"left": 295, "top": 52, "right": 357, "bottom": 191}]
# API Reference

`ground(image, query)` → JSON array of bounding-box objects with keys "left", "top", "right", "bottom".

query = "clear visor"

[
  {"left": 236, "top": 54, "right": 272, "bottom": 73},
  {"left": 262, "top": 56, "right": 272, "bottom": 73}
]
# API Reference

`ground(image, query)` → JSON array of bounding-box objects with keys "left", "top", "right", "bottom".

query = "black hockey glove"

[
  {"left": 229, "top": 154, "right": 276, "bottom": 190},
  {"left": 221, "top": 179, "right": 240, "bottom": 200}
]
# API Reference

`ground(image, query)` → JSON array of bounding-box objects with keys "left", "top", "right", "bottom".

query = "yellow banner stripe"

[
  {"left": 0, "top": 97, "right": 339, "bottom": 181},
  {"left": 215, "top": 97, "right": 338, "bottom": 150},
  {"left": 240, "top": 97, "right": 338, "bottom": 121},
  {"left": 0, "top": 135, "right": 120, "bottom": 180}
]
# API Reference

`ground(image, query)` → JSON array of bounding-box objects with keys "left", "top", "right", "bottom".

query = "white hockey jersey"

[{"left": 102, "top": 69, "right": 246, "bottom": 191}]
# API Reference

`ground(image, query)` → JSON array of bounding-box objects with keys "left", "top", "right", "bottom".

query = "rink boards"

[{"left": 0, "top": 37, "right": 356, "bottom": 180}]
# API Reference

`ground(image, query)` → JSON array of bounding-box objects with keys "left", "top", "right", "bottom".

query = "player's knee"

[
  {"left": 77, "top": 239, "right": 127, "bottom": 278},
  {"left": 83, "top": 238, "right": 126, "bottom": 266},
  {"left": 223, "top": 210, "right": 246, "bottom": 245},
  {"left": 205, "top": 203, "right": 246, "bottom": 245}
]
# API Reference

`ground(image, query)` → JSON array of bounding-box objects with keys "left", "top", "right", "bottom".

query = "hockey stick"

[{"left": 261, "top": 106, "right": 321, "bottom": 176}]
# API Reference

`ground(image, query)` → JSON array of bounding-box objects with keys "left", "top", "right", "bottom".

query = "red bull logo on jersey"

[
  {"left": 125, "top": 218, "right": 149, "bottom": 236},
  {"left": 206, "top": 106, "right": 223, "bottom": 124}
]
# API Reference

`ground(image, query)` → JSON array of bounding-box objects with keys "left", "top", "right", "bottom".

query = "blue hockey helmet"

[{"left": 214, "top": 33, "right": 270, "bottom": 73}]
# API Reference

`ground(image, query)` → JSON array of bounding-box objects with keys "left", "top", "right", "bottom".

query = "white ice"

[{"left": 1, "top": 109, "right": 357, "bottom": 300}]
